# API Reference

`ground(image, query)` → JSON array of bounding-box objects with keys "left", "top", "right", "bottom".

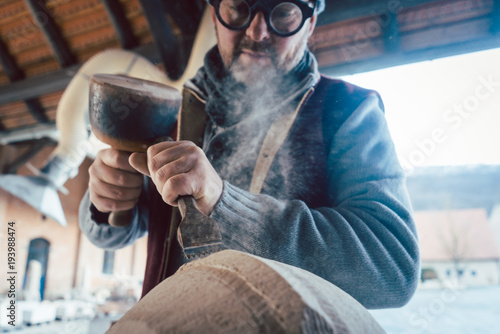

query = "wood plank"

[
  {"left": 13, "top": 45, "right": 54, "bottom": 68},
  {"left": 24, "top": 0, "right": 76, "bottom": 67},
  {"left": 0, "top": 100, "right": 48, "bottom": 124},
  {"left": 0, "top": 31, "right": 49, "bottom": 125},
  {"left": 47, "top": 0, "right": 105, "bottom": 23},
  {"left": 398, "top": 0, "right": 494, "bottom": 32},
  {"left": 0, "top": 1, "right": 29, "bottom": 25},
  {"left": 57, "top": 9, "right": 111, "bottom": 39},
  {"left": 38, "top": 91, "right": 63, "bottom": 109},
  {"left": 23, "top": 58, "right": 61, "bottom": 77},
  {"left": 401, "top": 17, "right": 491, "bottom": 51},
  {"left": 317, "top": 0, "right": 438, "bottom": 26},
  {"left": 1, "top": 25, "right": 46, "bottom": 55},
  {"left": 0, "top": 100, "right": 31, "bottom": 116},
  {"left": 67, "top": 25, "right": 120, "bottom": 52},
  {"left": 2, "top": 112, "right": 37, "bottom": 128},
  {"left": 319, "top": 34, "right": 500, "bottom": 76},
  {"left": 310, "top": 16, "right": 384, "bottom": 51},
  {"left": 314, "top": 38, "right": 385, "bottom": 68}
]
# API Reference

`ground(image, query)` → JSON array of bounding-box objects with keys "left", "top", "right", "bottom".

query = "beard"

[
  {"left": 216, "top": 25, "right": 310, "bottom": 87},
  {"left": 228, "top": 39, "right": 279, "bottom": 86}
]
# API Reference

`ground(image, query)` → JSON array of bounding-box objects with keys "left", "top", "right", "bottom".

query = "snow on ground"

[{"left": 370, "top": 286, "right": 500, "bottom": 334}]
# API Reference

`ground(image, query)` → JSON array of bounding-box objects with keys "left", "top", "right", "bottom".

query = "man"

[{"left": 79, "top": 0, "right": 420, "bottom": 309}]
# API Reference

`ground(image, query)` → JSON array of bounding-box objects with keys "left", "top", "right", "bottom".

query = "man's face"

[{"left": 211, "top": 4, "right": 317, "bottom": 85}]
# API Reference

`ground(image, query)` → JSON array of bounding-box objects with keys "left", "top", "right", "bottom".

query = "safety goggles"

[{"left": 208, "top": 0, "right": 316, "bottom": 37}]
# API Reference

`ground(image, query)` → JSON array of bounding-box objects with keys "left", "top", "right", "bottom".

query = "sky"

[{"left": 340, "top": 47, "right": 500, "bottom": 170}]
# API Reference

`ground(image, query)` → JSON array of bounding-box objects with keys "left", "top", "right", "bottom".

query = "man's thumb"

[{"left": 129, "top": 152, "right": 150, "bottom": 176}]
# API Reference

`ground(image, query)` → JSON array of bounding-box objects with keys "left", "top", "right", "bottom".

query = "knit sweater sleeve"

[
  {"left": 210, "top": 93, "right": 420, "bottom": 309},
  {"left": 78, "top": 183, "right": 148, "bottom": 250}
]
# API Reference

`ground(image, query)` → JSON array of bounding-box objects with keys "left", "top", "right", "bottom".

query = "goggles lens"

[
  {"left": 215, "top": 0, "right": 311, "bottom": 36},
  {"left": 270, "top": 3, "right": 303, "bottom": 34},
  {"left": 219, "top": 0, "right": 250, "bottom": 28}
]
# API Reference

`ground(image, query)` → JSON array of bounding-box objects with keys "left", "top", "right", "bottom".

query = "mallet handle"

[{"left": 109, "top": 209, "right": 134, "bottom": 228}]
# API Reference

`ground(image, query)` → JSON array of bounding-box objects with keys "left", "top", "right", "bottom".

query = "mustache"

[{"left": 236, "top": 40, "right": 276, "bottom": 55}]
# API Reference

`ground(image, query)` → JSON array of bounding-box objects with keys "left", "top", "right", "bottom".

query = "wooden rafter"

[
  {"left": 0, "top": 36, "right": 17, "bottom": 131},
  {"left": 0, "top": 37, "right": 49, "bottom": 124},
  {"left": 382, "top": 12, "right": 401, "bottom": 54},
  {"left": 102, "top": 0, "right": 138, "bottom": 49},
  {"left": 3, "top": 138, "right": 54, "bottom": 174},
  {"left": 166, "top": 0, "right": 204, "bottom": 38},
  {"left": 320, "top": 35, "right": 500, "bottom": 76},
  {"left": 318, "top": 0, "right": 438, "bottom": 25},
  {"left": 24, "top": 98, "right": 49, "bottom": 123},
  {"left": 0, "top": 43, "right": 158, "bottom": 106},
  {"left": 0, "top": 63, "right": 79, "bottom": 106},
  {"left": 24, "top": 0, "right": 76, "bottom": 67},
  {"left": 0, "top": 38, "right": 23, "bottom": 81},
  {"left": 165, "top": 0, "right": 204, "bottom": 67},
  {"left": 138, "top": 0, "right": 185, "bottom": 80}
]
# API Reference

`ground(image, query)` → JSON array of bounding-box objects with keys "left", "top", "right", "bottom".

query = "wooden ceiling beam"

[
  {"left": 320, "top": 35, "right": 500, "bottom": 76},
  {"left": 24, "top": 0, "right": 76, "bottom": 67},
  {"left": 318, "top": 0, "right": 438, "bottom": 26},
  {"left": 102, "top": 0, "right": 138, "bottom": 49},
  {"left": 164, "top": 0, "right": 204, "bottom": 37},
  {"left": 138, "top": 0, "right": 185, "bottom": 80},
  {"left": 3, "top": 137, "right": 54, "bottom": 174},
  {"left": 0, "top": 37, "right": 49, "bottom": 125},
  {"left": 0, "top": 64, "right": 79, "bottom": 106},
  {"left": 0, "top": 38, "right": 23, "bottom": 81},
  {"left": 163, "top": 0, "right": 204, "bottom": 68},
  {"left": 0, "top": 43, "right": 158, "bottom": 106},
  {"left": 382, "top": 12, "right": 401, "bottom": 54},
  {"left": 24, "top": 98, "right": 49, "bottom": 123}
]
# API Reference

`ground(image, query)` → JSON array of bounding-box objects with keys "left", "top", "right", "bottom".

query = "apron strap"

[{"left": 249, "top": 87, "right": 314, "bottom": 194}]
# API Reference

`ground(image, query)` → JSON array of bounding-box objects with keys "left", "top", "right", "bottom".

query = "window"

[
  {"left": 102, "top": 250, "right": 115, "bottom": 275},
  {"left": 23, "top": 238, "right": 50, "bottom": 300},
  {"left": 421, "top": 268, "right": 438, "bottom": 282}
]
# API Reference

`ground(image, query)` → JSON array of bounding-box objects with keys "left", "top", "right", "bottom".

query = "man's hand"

[
  {"left": 89, "top": 149, "right": 144, "bottom": 213},
  {"left": 129, "top": 141, "right": 223, "bottom": 216}
]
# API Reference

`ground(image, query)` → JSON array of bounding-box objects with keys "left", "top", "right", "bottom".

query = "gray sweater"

[{"left": 79, "top": 76, "right": 420, "bottom": 309}]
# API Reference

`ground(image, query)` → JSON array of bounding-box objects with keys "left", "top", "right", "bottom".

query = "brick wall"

[{"left": 0, "top": 143, "right": 147, "bottom": 300}]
